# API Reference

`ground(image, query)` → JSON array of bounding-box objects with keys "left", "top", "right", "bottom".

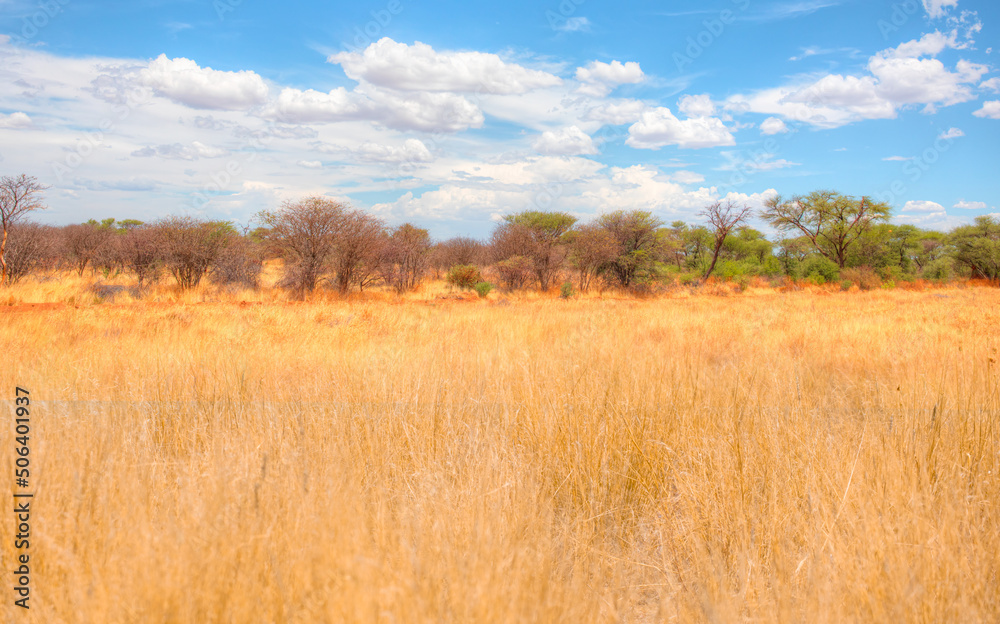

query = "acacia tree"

[
  {"left": 700, "top": 199, "right": 753, "bottom": 279},
  {"left": 949, "top": 215, "right": 1000, "bottom": 280},
  {"left": 64, "top": 222, "right": 112, "bottom": 276},
  {"left": 332, "top": 209, "right": 386, "bottom": 294},
  {"left": 380, "top": 223, "right": 431, "bottom": 293},
  {"left": 157, "top": 216, "right": 233, "bottom": 289},
  {"left": 596, "top": 210, "right": 664, "bottom": 288},
  {"left": 257, "top": 197, "right": 345, "bottom": 295},
  {"left": 761, "top": 191, "right": 891, "bottom": 268},
  {"left": 0, "top": 174, "right": 49, "bottom": 285},
  {"left": 492, "top": 211, "right": 577, "bottom": 290}
]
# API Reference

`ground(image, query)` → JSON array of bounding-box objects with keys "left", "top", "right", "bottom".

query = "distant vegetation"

[{"left": 2, "top": 173, "right": 999, "bottom": 295}]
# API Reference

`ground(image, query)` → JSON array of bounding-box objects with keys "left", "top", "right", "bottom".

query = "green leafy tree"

[
  {"left": 596, "top": 210, "right": 665, "bottom": 288},
  {"left": 493, "top": 210, "right": 577, "bottom": 290},
  {"left": 949, "top": 216, "right": 1000, "bottom": 280},
  {"left": 762, "top": 191, "right": 892, "bottom": 268}
]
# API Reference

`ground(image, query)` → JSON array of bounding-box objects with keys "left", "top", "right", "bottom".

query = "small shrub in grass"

[
  {"left": 473, "top": 281, "right": 493, "bottom": 298},
  {"left": 560, "top": 281, "right": 575, "bottom": 299},
  {"left": 841, "top": 267, "right": 881, "bottom": 290},
  {"left": 447, "top": 264, "right": 482, "bottom": 290},
  {"left": 841, "top": 279, "right": 853, "bottom": 291},
  {"left": 800, "top": 255, "right": 840, "bottom": 285}
]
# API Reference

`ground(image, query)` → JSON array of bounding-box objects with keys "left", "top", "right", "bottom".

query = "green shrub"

[
  {"left": 799, "top": 255, "right": 840, "bottom": 284},
  {"left": 473, "top": 281, "right": 493, "bottom": 298},
  {"left": 560, "top": 281, "right": 575, "bottom": 299},
  {"left": 840, "top": 279, "right": 853, "bottom": 291},
  {"left": 447, "top": 264, "right": 482, "bottom": 290},
  {"left": 922, "top": 258, "right": 953, "bottom": 281}
]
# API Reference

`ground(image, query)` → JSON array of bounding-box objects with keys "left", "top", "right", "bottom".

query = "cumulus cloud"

[
  {"left": 626, "top": 107, "right": 735, "bottom": 149},
  {"left": 677, "top": 94, "right": 716, "bottom": 118},
  {"left": 672, "top": 170, "right": 705, "bottom": 185},
  {"left": 0, "top": 111, "right": 33, "bottom": 129},
  {"left": 532, "top": 126, "right": 598, "bottom": 156},
  {"left": 954, "top": 200, "right": 988, "bottom": 210},
  {"left": 726, "top": 31, "right": 986, "bottom": 127},
  {"left": 903, "top": 200, "right": 946, "bottom": 213},
  {"left": 139, "top": 54, "right": 269, "bottom": 110},
  {"left": 981, "top": 77, "right": 1000, "bottom": 92},
  {"left": 328, "top": 38, "right": 561, "bottom": 95},
  {"left": 923, "top": 0, "right": 958, "bottom": 19},
  {"left": 938, "top": 127, "right": 964, "bottom": 140},
  {"left": 973, "top": 100, "right": 1000, "bottom": 119},
  {"left": 297, "top": 160, "right": 322, "bottom": 169},
  {"left": 575, "top": 60, "right": 644, "bottom": 96},
  {"left": 262, "top": 86, "right": 484, "bottom": 133},
  {"left": 759, "top": 117, "right": 789, "bottom": 135}
]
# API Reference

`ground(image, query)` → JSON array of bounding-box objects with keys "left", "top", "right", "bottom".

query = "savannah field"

[{"left": 1, "top": 273, "right": 998, "bottom": 623}]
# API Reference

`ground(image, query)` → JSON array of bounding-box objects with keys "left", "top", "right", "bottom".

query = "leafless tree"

[
  {"left": 429, "top": 237, "right": 486, "bottom": 277},
  {"left": 64, "top": 222, "right": 112, "bottom": 276},
  {"left": 0, "top": 174, "right": 49, "bottom": 285},
  {"left": 118, "top": 225, "right": 163, "bottom": 286},
  {"left": 2, "top": 223, "right": 59, "bottom": 284},
  {"left": 156, "top": 216, "right": 232, "bottom": 289},
  {"left": 491, "top": 255, "right": 533, "bottom": 291},
  {"left": 566, "top": 223, "right": 617, "bottom": 292},
  {"left": 332, "top": 209, "right": 386, "bottom": 294},
  {"left": 700, "top": 199, "right": 753, "bottom": 279},
  {"left": 380, "top": 223, "right": 431, "bottom": 293},
  {"left": 210, "top": 231, "right": 263, "bottom": 289},
  {"left": 257, "top": 197, "right": 345, "bottom": 295}
]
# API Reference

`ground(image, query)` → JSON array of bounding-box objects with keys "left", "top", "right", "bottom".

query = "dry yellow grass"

[{"left": 1, "top": 278, "right": 998, "bottom": 622}]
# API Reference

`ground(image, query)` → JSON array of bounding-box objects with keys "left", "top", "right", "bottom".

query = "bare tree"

[
  {"left": 700, "top": 199, "right": 753, "bottom": 279},
  {"left": 761, "top": 191, "right": 892, "bottom": 268},
  {"left": 0, "top": 174, "right": 49, "bottom": 285},
  {"left": 2, "top": 223, "right": 59, "bottom": 284},
  {"left": 566, "top": 224, "right": 617, "bottom": 292},
  {"left": 332, "top": 209, "right": 386, "bottom": 294},
  {"left": 118, "top": 226, "right": 163, "bottom": 286},
  {"left": 157, "top": 216, "right": 232, "bottom": 289},
  {"left": 380, "top": 223, "right": 431, "bottom": 293},
  {"left": 429, "top": 237, "right": 486, "bottom": 277},
  {"left": 257, "top": 197, "right": 345, "bottom": 295},
  {"left": 64, "top": 222, "right": 112, "bottom": 276}
]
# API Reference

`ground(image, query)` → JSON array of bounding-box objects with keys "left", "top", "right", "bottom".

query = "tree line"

[{"left": 2, "top": 174, "right": 998, "bottom": 293}]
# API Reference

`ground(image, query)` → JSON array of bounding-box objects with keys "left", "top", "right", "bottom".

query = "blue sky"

[{"left": 1, "top": 0, "right": 997, "bottom": 238}]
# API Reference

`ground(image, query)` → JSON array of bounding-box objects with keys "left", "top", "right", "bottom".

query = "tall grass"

[{"left": 1, "top": 287, "right": 998, "bottom": 622}]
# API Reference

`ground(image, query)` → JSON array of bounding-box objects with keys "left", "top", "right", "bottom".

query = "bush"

[
  {"left": 799, "top": 255, "right": 840, "bottom": 284},
  {"left": 840, "top": 279, "right": 853, "bottom": 291},
  {"left": 560, "top": 281, "right": 575, "bottom": 299},
  {"left": 840, "top": 266, "right": 881, "bottom": 290},
  {"left": 922, "top": 258, "right": 953, "bottom": 281},
  {"left": 473, "top": 281, "right": 493, "bottom": 298},
  {"left": 447, "top": 264, "right": 482, "bottom": 290},
  {"left": 493, "top": 255, "right": 533, "bottom": 291},
  {"left": 210, "top": 236, "right": 263, "bottom": 288}
]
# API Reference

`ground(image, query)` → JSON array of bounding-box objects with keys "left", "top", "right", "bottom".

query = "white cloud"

[
  {"left": 328, "top": 38, "right": 561, "bottom": 95},
  {"left": 297, "top": 160, "right": 322, "bottom": 169},
  {"left": 626, "top": 107, "right": 735, "bottom": 149},
  {"left": 981, "top": 77, "right": 1000, "bottom": 92},
  {"left": 354, "top": 139, "right": 434, "bottom": 163},
  {"left": 575, "top": 60, "right": 644, "bottom": 96},
  {"left": 139, "top": 54, "right": 269, "bottom": 110},
  {"left": 131, "top": 141, "right": 227, "bottom": 160},
  {"left": 954, "top": 200, "right": 988, "bottom": 210},
  {"left": 672, "top": 170, "right": 705, "bottom": 185},
  {"left": 922, "top": 0, "right": 958, "bottom": 19},
  {"left": 0, "top": 111, "right": 33, "bottom": 129},
  {"left": 583, "top": 100, "right": 648, "bottom": 125},
  {"left": 677, "top": 94, "right": 716, "bottom": 118},
  {"left": 721, "top": 151, "right": 799, "bottom": 171},
  {"left": 883, "top": 156, "right": 913, "bottom": 161},
  {"left": 938, "top": 127, "right": 964, "bottom": 139},
  {"left": 973, "top": 100, "right": 1000, "bottom": 119},
  {"left": 903, "top": 200, "right": 946, "bottom": 213},
  {"left": 262, "top": 86, "right": 484, "bottom": 133},
  {"left": 759, "top": 117, "right": 789, "bottom": 135},
  {"left": 555, "top": 17, "right": 591, "bottom": 32},
  {"left": 727, "top": 31, "right": 986, "bottom": 127},
  {"left": 533, "top": 126, "right": 598, "bottom": 156}
]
